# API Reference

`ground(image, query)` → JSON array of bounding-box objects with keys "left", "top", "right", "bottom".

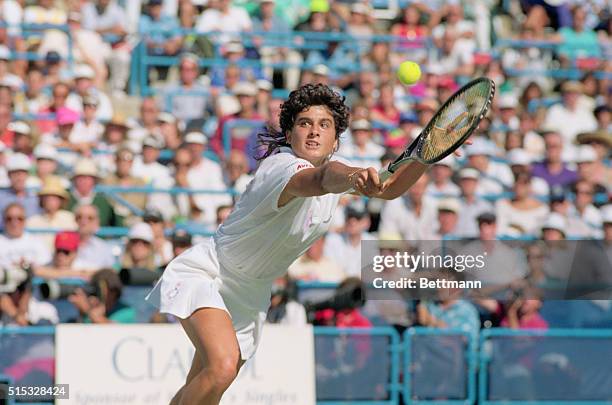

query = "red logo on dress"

[{"left": 296, "top": 163, "right": 313, "bottom": 171}]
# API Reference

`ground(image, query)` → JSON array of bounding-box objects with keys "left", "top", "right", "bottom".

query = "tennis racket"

[{"left": 377, "top": 77, "right": 495, "bottom": 183}]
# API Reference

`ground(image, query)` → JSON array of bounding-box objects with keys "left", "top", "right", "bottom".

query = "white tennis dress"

[{"left": 146, "top": 147, "right": 344, "bottom": 359}]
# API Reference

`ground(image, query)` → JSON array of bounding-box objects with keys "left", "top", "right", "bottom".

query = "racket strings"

[{"left": 419, "top": 81, "right": 492, "bottom": 162}]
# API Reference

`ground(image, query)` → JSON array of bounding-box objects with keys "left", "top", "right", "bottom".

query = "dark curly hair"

[{"left": 256, "top": 83, "right": 350, "bottom": 161}]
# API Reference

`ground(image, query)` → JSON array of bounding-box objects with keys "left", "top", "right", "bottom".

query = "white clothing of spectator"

[
  {"left": 81, "top": 0, "right": 131, "bottom": 94},
  {"left": 379, "top": 175, "right": 439, "bottom": 240},
  {"left": 184, "top": 132, "right": 232, "bottom": 226},
  {"left": 195, "top": 1, "right": 252, "bottom": 44},
  {"left": 543, "top": 82, "right": 597, "bottom": 151},
  {"left": 464, "top": 137, "right": 514, "bottom": 195},
  {"left": 66, "top": 64, "right": 114, "bottom": 122},
  {"left": 0, "top": 0, "right": 23, "bottom": 37}
]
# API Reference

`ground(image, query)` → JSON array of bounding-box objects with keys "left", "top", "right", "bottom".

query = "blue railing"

[
  {"left": 3, "top": 326, "right": 612, "bottom": 404},
  {"left": 479, "top": 328, "right": 612, "bottom": 405},
  {"left": 404, "top": 327, "right": 477, "bottom": 405}
]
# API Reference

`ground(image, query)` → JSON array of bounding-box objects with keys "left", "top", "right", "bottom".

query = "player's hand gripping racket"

[{"left": 353, "top": 78, "right": 495, "bottom": 189}]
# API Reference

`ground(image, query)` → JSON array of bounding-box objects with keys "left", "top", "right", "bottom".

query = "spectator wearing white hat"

[
  {"left": 72, "top": 204, "right": 115, "bottom": 272},
  {"left": 433, "top": 198, "right": 461, "bottom": 239},
  {"left": 496, "top": 171, "right": 549, "bottom": 237},
  {"left": 492, "top": 93, "right": 520, "bottom": 132},
  {"left": 211, "top": 81, "right": 265, "bottom": 158},
  {"left": 69, "top": 93, "right": 105, "bottom": 149},
  {"left": 184, "top": 131, "right": 232, "bottom": 227},
  {"left": 425, "top": 155, "right": 461, "bottom": 198},
  {"left": 120, "top": 222, "right": 157, "bottom": 272},
  {"left": 338, "top": 119, "right": 384, "bottom": 170},
  {"left": 507, "top": 148, "right": 550, "bottom": 197},
  {"left": 568, "top": 180, "right": 603, "bottom": 237},
  {"left": 0, "top": 203, "right": 52, "bottom": 270},
  {"left": 132, "top": 135, "right": 177, "bottom": 221},
  {"left": 161, "top": 53, "right": 210, "bottom": 125},
  {"left": 543, "top": 81, "right": 597, "bottom": 150},
  {"left": 0, "top": 154, "right": 40, "bottom": 228},
  {"left": 575, "top": 130, "right": 612, "bottom": 185},
  {"left": 8, "top": 121, "right": 34, "bottom": 156},
  {"left": 571, "top": 144, "right": 609, "bottom": 198},
  {"left": 541, "top": 213, "right": 568, "bottom": 241},
  {"left": 67, "top": 158, "right": 123, "bottom": 227},
  {"left": 66, "top": 64, "right": 113, "bottom": 122},
  {"left": 379, "top": 173, "right": 439, "bottom": 240},
  {"left": 157, "top": 112, "right": 182, "bottom": 151},
  {"left": 26, "top": 176, "right": 78, "bottom": 252},
  {"left": 464, "top": 137, "right": 514, "bottom": 195},
  {"left": 454, "top": 167, "right": 493, "bottom": 238}
]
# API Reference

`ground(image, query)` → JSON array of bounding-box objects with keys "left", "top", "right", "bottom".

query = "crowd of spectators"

[{"left": 0, "top": 0, "right": 610, "bottom": 333}]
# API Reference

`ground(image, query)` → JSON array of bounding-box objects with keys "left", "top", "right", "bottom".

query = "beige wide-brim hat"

[
  {"left": 575, "top": 130, "right": 612, "bottom": 148},
  {"left": 39, "top": 176, "right": 70, "bottom": 200}
]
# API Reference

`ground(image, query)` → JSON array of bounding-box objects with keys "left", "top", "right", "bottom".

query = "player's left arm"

[{"left": 370, "top": 161, "right": 429, "bottom": 200}]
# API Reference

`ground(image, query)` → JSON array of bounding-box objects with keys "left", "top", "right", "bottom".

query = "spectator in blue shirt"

[
  {"left": 209, "top": 41, "right": 267, "bottom": 89},
  {"left": 417, "top": 269, "right": 481, "bottom": 336},
  {"left": 0, "top": 154, "right": 40, "bottom": 229},
  {"left": 139, "top": 0, "right": 182, "bottom": 57},
  {"left": 557, "top": 6, "right": 602, "bottom": 63}
]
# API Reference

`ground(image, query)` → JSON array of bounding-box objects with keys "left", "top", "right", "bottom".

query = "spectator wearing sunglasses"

[{"left": 0, "top": 203, "right": 51, "bottom": 271}]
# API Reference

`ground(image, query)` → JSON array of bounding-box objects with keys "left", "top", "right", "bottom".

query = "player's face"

[{"left": 287, "top": 105, "right": 338, "bottom": 166}]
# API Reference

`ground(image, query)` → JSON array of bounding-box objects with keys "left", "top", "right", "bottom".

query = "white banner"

[{"left": 55, "top": 323, "right": 315, "bottom": 405}]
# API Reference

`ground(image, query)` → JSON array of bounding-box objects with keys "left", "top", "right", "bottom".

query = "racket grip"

[{"left": 345, "top": 169, "right": 392, "bottom": 194}]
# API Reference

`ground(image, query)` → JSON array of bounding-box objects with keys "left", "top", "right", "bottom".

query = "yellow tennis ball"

[{"left": 397, "top": 61, "right": 421, "bottom": 86}]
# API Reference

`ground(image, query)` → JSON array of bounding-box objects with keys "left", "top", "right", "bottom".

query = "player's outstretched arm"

[
  {"left": 375, "top": 161, "right": 429, "bottom": 200},
  {"left": 278, "top": 161, "right": 381, "bottom": 207}
]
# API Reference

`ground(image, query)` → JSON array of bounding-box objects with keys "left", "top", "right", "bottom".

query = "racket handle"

[{"left": 345, "top": 169, "right": 393, "bottom": 194}]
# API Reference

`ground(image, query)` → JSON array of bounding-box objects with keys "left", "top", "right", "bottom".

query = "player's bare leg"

[{"left": 169, "top": 308, "right": 244, "bottom": 405}]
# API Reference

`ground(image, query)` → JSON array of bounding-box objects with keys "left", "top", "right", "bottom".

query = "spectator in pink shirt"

[{"left": 501, "top": 293, "right": 548, "bottom": 330}]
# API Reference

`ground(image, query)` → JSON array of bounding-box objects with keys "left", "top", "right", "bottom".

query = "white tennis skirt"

[{"left": 145, "top": 237, "right": 273, "bottom": 360}]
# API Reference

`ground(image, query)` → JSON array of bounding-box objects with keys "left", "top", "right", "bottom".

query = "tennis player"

[{"left": 146, "top": 83, "right": 435, "bottom": 404}]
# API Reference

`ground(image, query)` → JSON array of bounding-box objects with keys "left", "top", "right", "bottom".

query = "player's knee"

[{"left": 209, "top": 357, "right": 240, "bottom": 391}]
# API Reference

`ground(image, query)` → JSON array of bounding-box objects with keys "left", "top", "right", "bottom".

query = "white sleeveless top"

[{"left": 214, "top": 147, "right": 345, "bottom": 280}]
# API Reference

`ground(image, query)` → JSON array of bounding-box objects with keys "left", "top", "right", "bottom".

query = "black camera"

[
  {"left": 304, "top": 281, "right": 366, "bottom": 313},
  {"left": 119, "top": 267, "right": 162, "bottom": 286},
  {"left": 39, "top": 280, "right": 99, "bottom": 300}
]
